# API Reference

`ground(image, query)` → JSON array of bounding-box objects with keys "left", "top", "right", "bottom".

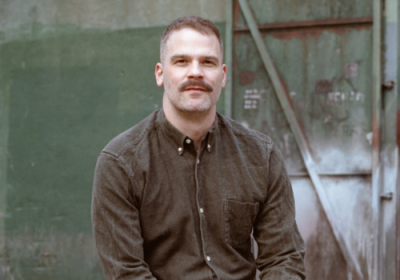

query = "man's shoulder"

[
  {"left": 101, "top": 110, "right": 159, "bottom": 158},
  {"left": 217, "top": 113, "right": 273, "bottom": 146}
]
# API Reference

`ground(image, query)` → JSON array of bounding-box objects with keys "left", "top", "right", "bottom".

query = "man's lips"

[
  {"left": 185, "top": 87, "right": 206, "bottom": 91},
  {"left": 178, "top": 80, "right": 213, "bottom": 92}
]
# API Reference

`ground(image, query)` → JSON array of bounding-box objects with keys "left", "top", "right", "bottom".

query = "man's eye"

[
  {"left": 176, "top": 60, "right": 186, "bottom": 64},
  {"left": 204, "top": 60, "right": 215, "bottom": 66}
]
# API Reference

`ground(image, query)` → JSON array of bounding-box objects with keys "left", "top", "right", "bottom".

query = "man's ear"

[
  {"left": 155, "top": 63, "right": 164, "bottom": 87},
  {"left": 221, "top": 64, "right": 227, "bottom": 88}
]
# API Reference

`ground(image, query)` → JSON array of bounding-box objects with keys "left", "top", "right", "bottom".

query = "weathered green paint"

[
  {"left": 233, "top": 28, "right": 373, "bottom": 174},
  {"left": 0, "top": 21, "right": 225, "bottom": 279},
  {"left": 232, "top": 0, "right": 375, "bottom": 279},
  {"left": 0, "top": 27, "right": 11, "bottom": 278},
  {"left": 224, "top": 0, "right": 234, "bottom": 118},
  {"left": 237, "top": 0, "right": 365, "bottom": 278},
  {"left": 234, "top": 0, "right": 372, "bottom": 30},
  {"left": 0, "top": 0, "right": 226, "bottom": 41}
]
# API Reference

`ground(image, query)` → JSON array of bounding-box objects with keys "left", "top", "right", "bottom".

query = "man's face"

[{"left": 155, "top": 28, "right": 226, "bottom": 113}]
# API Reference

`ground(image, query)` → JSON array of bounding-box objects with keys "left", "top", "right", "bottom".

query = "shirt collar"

[{"left": 156, "top": 109, "right": 218, "bottom": 155}]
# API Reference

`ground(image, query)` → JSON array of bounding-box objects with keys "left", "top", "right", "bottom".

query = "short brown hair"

[{"left": 160, "top": 16, "right": 223, "bottom": 61}]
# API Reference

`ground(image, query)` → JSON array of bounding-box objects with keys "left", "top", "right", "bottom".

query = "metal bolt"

[
  {"left": 382, "top": 80, "right": 395, "bottom": 90},
  {"left": 380, "top": 192, "right": 393, "bottom": 200}
]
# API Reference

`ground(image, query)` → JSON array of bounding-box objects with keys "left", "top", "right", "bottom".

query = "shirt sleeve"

[
  {"left": 253, "top": 143, "right": 306, "bottom": 280},
  {"left": 91, "top": 152, "right": 157, "bottom": 280}
]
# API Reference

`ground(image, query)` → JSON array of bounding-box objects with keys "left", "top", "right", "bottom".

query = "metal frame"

[
  {"left": 224, "top": 0, "right": 233, "bottom": 118},
  {"left": 396, "top": 0, "right": 400, "bottom": 278},
  {"left": 397, "top": 0, "right": 400, "bottom": 275},
  {"left": 233, "top": 17, "right": 373, "bottom": 32},
  {"left": 371, "top": 0, "right": 382, "bottom": 279},
  {"left": 236, "top": 0, "right": 364, "bottom": 278}
]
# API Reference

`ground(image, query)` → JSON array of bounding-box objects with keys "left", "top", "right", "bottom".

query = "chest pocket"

[{"left": 224, "top": 200, "right": 259, "bottom": 247}]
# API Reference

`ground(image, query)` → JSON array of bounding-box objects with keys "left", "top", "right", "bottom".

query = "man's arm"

[
  {"left": 253, "top": 144, "right": 306, "bottom": 280},
  {"left": 92, "top": 152, "right": 156, "bottom": 280}
]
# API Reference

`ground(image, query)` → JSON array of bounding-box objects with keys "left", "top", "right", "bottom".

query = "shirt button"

[
  {"left": 178, "top": 147, "right": 183, "bottom": 152},
  {"left": 200, "top": 208, "right": 204, "bottom": 213},
  {"left": 207, "top": 144, "right": 211, "bottom": 149},
  {"left": 197, "top": 159, "right": 200, "bottom": 164},
  {"left": 185, "top": 139, "right": 191, "bottom": 144},
  {"left": 206, "top": 256, "right": 211, "bottom": 262}
]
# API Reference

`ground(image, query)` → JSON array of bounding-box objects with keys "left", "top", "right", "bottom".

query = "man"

[{"left": 92, "top": 16, "right": 306, "bottom": 280}]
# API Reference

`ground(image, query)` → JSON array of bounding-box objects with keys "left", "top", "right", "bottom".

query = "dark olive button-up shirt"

[{"left": 92, "top": 109, "right": 306, "bottom": 280}]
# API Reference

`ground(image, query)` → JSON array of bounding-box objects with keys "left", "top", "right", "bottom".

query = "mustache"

[{"left": 178, "top": 80, "right": 213, "bottom": 92}]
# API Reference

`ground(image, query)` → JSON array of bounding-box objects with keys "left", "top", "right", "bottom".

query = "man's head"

[
  {"left": 160, "top": 16, "right": 223, "bottom": 63},
  {"left": 155, "top": 16, "right": 226, "bottom": 115}
]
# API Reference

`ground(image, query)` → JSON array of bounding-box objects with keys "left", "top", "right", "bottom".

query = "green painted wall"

[{"left": 0, "top": 7, "right": 226, "bottom": 278}]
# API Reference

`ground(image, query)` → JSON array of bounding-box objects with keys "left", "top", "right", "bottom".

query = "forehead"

[{"left": 163, "top": 28, "right": 222, "bottom": 58}]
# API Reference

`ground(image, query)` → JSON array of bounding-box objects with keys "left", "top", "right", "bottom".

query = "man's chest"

[{"left": 136, "top": 143, "right": 268, "bottom": 244}]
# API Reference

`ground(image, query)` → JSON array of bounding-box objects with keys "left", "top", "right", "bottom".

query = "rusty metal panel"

[
  {"left": 234, "top": 0, "right": 373, "bottom": 30},
  {"left": 232, "top": 0, "right": 375, "bottom": 279},
  {"left": 233, "top": 24, "right": 373, "bottom": 174},
  {"left": 237, "top": 0, "right": 365, "bottom": 277}
]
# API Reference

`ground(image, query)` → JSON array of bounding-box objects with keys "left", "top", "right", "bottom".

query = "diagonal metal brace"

[{"left": 237, "top": 0, "right": 364, "bottom": 279}]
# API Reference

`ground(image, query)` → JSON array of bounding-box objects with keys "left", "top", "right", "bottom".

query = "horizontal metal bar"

[
  {"left": 289, "top": 171, "right": 372, "bottom": 177},
  {"left": 234, "top": 17, "right": 373, "bottom": 32}
]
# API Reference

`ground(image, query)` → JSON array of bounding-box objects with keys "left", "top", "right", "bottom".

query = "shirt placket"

[{"left": 193, "top": 137, "right": 216, "bottom": 280}]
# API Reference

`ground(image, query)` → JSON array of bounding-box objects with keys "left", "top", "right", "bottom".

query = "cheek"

[
  {"left": 211, "top": 73, "right": 224, "bottom": 87},
  {"left": 164, "top": 70, "right": 184, "bottom": 85}
]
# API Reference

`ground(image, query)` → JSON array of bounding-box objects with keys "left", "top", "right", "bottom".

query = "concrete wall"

[{"left": 0, "top": 1, "right": 226, "bottom": 279}]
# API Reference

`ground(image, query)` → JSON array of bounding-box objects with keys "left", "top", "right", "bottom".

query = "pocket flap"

[{"left": 224, "top": 200, "right": 259, "bottom": 219}]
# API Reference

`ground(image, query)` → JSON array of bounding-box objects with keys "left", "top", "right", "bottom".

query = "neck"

[{"left": 163, "top": 96, "right": 216, "bottom": 150}]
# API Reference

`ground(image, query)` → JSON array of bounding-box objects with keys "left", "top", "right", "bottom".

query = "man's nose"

[{"left": 187, "top": 61, "right": 204, "bottom": 78}]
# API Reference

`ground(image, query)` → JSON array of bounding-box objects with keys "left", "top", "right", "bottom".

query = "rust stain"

[
  {"left": 239, "top": 71, "right": 255, "bottom": 85},
  {"left": 397, "top": 107, "right": 400, "bottom": 150},
  {"left": 315, "top": 80, "right": 333, "bottom": 94},
  {"left": 259, "top": 17, "right": 372, "bottom": 31},
  {"left": 233, "top": 0, "right": 241, "bottom": 30},
  {"left": 234, "top": 17, "right": 373, "bottom": 41},
  {"left": 234, "top": 17, "right": 373, "bottom": 38},
  {"left": 268, "top": 24, "right": 371, "bottom": 41},
  {"left": 269, "top": 28, "right": 323, "bottom": 41}
]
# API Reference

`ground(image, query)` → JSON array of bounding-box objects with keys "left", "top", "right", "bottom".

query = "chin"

[{"left": 178, "top": 101, "right": 212, "bottom": 113}]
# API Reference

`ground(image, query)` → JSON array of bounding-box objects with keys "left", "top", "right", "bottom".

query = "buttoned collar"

[{"left": 156, "top": 109, "right": 218, "bottom": 155}]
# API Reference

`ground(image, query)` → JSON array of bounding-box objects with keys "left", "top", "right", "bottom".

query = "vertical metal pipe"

[
  {"left": 396, "top": 0, "right": 400, "bottom": 277},
  {"left": 224, "top": 0, "right": 233, "bottom": 118},
  {"left": 371, "top": 0, "right": 382, "bottom": 279}
]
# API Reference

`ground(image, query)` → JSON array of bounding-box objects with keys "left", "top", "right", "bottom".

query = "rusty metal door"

[{"left": 228, "top": 0, "right": 382, "bottom": 279}]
